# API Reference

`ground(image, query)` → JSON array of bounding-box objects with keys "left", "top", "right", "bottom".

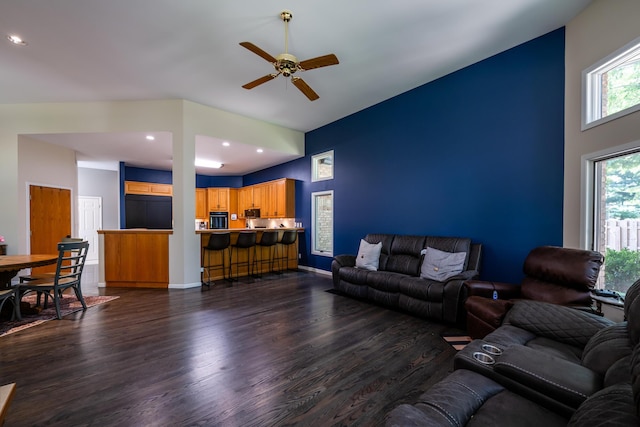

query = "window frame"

[
  {"left": 581, "top": 140, "right": 640, "bottom": 292},
  {"left": 311, "top": 150, "right": 334, "bottom": 182},
  {"left": 311, "top": 190, "right": 333, "bottom": 257},
  {"left": 582, "top": 35, "right": 640, "bottom": 131}
]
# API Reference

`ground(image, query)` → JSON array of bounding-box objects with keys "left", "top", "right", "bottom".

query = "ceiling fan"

[{"left": 240, "top": 10, "right": 339, "bottom": 101}]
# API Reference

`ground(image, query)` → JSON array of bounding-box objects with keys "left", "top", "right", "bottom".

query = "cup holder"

[
  {"left": 481, "top": 344, "right": 503, "bottom": 356},
  {"left": 472, "top": 352, "right": 495, "bottom": 365}
]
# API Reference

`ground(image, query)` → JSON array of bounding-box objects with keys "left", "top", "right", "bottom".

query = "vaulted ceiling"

[{"left": 1, "top": 1, "right": 593, "bottom": 174}]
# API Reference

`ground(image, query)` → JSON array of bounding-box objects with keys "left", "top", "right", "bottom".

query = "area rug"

[
  {"left": 0, "top": 295, "right": 119, "bottom": 337},
  {"left": 441, "top": 333, "right": 472, "bottom": 351}
]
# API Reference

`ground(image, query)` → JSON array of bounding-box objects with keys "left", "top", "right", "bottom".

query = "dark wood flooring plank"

[{"left": 0, "top": 270, "right": 461, "bottom": 426}]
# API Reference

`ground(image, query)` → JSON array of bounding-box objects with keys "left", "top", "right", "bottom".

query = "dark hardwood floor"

[{"left": 0, "top": 267, "right": 463, "bottom": 427}]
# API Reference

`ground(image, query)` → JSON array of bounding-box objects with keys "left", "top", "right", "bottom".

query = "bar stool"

[
  {"left": 277, "top": 230, "right": 298, "bottom": 272},
  {"left": 256, "top": 231, "right": 280, "bottom": 277},
  {"left": 230, "top": 231, "right": 257, "bottom": 281},
  {"left": 201, "top": 232, "right": 231, "bottom": 288}
]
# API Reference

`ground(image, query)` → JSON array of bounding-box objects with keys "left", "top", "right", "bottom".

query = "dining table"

[{"left": 0, "top": 254, "right": 59, "bottom": 290}]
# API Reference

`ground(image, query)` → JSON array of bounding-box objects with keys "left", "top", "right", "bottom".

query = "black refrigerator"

[{"left": 125, "top": 194, "right": 172, "bottom": 229}]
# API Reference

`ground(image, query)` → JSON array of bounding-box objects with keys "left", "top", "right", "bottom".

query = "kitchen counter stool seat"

[
  {"left": 256, "top": 231, "right": 280, "bottom": 277},
  {"left": 276, "top": 230, "right": 298, "bottom": 272},
  {"left": 230, "top": 232, "right": 257, "bottom": 281},
  {"left": 202, "top": 232, "right": 231, "bottom": 288}
]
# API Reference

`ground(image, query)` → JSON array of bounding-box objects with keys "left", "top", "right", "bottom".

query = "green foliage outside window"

[
  {"left": 604, "top": 58, "right": 640, "bottom": 117},
  {"left": 604, "top": 248, "right": 640, "bottom": 294}
]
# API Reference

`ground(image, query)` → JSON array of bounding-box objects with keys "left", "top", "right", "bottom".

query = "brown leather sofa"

[
  {"left": 331, "top": 234, "right": 482, "bottom": 325},
  {"left": 464, "top": 246, "right": 603, "bottom": 339},
  {"left": 385, "top": 279, "right": 640, "bottom": 426}
]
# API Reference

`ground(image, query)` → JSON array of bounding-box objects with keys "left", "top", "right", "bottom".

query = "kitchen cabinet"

[
  {"left": 207, "top": 188, "right": 229, "bottom": 212},
  {"left": 238, "top": 185, "right": 262, "bottom": 217},
  {"left": 100, "top": 230, "right": 170, "bottom": 288},
  {"left": 125, "top": 181, "right": 173, "bottom": 196},
  {"left": 195, "top": 188, "right": 207, "bottom": 219},
  {"left": 262, "top": 179, "right": 295, "bottom": 218}
]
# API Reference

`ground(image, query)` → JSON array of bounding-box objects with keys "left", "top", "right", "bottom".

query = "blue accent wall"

[{"left": 254, "top": 28, "right": 566, "bottom": 283}]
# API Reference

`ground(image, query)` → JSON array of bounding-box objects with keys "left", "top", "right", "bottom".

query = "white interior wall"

[{"left": 564, "top": 0, "right": 640, "bottom": 248}]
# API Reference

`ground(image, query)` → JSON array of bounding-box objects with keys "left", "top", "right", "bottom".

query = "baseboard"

[
  {"left": 168, "top": 282, "right": 202, "bottom": 289},
  {"left": 298, "top": 265, "right": 331, "bottom": 276}
]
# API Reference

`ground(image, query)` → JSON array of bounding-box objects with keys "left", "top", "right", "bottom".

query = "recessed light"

[
  {"left": 257, "top": 148, "right": 264, "bottom": 153},
  {"left": 222, "top": 141, "right": 230, "bottom": 147},
  {"left": 145, "top": 135, "right": 155, "bottom": 141},
  {"left": 195, "top": 158, "right": 223, "bottom": 169},
  {"left": 7, "top": 34, "right": 27, "bottom": 46}
]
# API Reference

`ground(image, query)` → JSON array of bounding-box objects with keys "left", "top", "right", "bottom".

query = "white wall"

[
  {"left": 17, "top": 135, "right": 78, "bottom": 254},
  {"left": 0, "top": 99, "right": 304, "bottom": 288},
  {"left": 564, "top": 0, "right": 640, "bottom": 247},
  {"left": 78, "top": 167, "right": 120, "bottom": 230}
]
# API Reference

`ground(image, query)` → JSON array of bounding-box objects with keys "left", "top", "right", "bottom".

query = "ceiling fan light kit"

[{"left": 240, "top": 9, "right": 339, "bottom": 101}]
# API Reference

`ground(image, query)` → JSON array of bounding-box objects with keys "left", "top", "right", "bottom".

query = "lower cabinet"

[{"left": 101, "top": 230, "right": 170, "bottom": 288}]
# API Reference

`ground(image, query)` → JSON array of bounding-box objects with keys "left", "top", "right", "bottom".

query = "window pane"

[
  {"left": 594, "top": 151, "right": 640, "bottom": 294},
  {"left": 312, "top": 191, "right": 333, "bottom": 256},
  {"left": 312, "top": 151, "right": 334, "bottom": 182},
  {"left": 601, "top": 54, "right": 640, "bottom": 117}
]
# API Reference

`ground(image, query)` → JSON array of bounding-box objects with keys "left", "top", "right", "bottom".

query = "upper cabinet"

[
  {"left": 238, "top": 185, "right": 262, "bottom": 216},
  {"left": 239, "top": 178, "right": 294, "bottom": 218},
  {"left": 262, "top": 179, "right": 295, "bottom": 218},
  {"left": 207, "top": 188, "right": 230, "bottom": 212},
  {"left": 195, "top": 188, "right": 207, "bottom": 219},
  {"left": 125, "top": 181, "right": 173, "bottom": 197}
]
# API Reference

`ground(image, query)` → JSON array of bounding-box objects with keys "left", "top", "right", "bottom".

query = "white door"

[{"left": 78, "top": 196, "right": 102, "bottom": 264}]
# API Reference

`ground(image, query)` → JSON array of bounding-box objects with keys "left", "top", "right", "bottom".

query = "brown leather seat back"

[{"left": 520, "top": 246, "right": 603, "bottom": 305}]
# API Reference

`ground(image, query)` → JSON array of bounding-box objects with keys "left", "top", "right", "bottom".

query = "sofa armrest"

[
  {"left": 464, "top": 280, "right": 521, "bottom": 300},
  {"left": 494, "top": 344, "right": 602, "bottom": 409},
  {"left": 332, "top": 254, "right": 356, "bottom": 268}
]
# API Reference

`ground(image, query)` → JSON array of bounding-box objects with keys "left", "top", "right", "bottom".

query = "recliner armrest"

[
  {"left": 332, "top": 254, "right": 356, "bottom": 268},
  {"left": 464, "top": 280, "right": 521, "bottom": 299},
  {"left": 494, "top": 344, "right": 603, "bottom": 409}
]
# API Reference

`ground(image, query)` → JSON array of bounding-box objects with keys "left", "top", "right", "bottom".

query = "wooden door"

[
  {"left": 29, "top": 185, "right": 72, "bottom": 273},
  {"left": 195, "top": 189, "right": 207, "bottom": 219}
]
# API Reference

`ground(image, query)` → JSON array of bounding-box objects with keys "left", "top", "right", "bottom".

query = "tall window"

[
  {"left": 312, "top": 190, "right": 333, "bottom": 257},
  {"left": 583, "top": 36, "right": 640, "bottom": 130},
  {"left": 591, "top": 150, "right": 640, "bottom": 295}
]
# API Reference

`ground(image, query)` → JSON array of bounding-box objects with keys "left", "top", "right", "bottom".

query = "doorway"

[{"left": 78, "top": 196, "right": 102, "bottom": 264}]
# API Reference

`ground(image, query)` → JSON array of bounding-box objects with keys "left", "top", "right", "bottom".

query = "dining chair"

[
  {"left": 19, "top": 236, "right": 84, "bottom": 308},
  {"left": 15, "top": 240, "right": 89, "bottom": 320},
  {"left": 0, "top": 288, "right": 17, "bottom": 321}
]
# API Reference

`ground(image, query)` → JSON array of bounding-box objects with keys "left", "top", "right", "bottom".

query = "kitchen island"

[
  {"left": 198, "top": 228, "right": 303, "bottom": 282},
  {"left": 98, "top": 229, "right": 171, "bottom": 288}
]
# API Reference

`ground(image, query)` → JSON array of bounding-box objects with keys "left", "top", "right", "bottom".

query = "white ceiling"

[{"left": 1, "top": 0, "right": 593, "bottom": 175}]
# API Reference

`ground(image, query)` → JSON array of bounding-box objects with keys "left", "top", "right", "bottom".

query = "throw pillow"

[
  {"left": 355, "top": 239, "right": 382, "bottom": 271},
  {"left": 420, "top": 246, "right": 466, "bottom": 281}
]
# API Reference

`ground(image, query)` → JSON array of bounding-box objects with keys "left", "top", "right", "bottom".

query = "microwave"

[{"left": 244, "top": 208, "right": 260, "bottom": 219}]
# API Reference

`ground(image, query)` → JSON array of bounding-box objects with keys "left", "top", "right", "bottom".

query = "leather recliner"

[
  {"left": 385, "top": 279, "right": 640, "bottom": 426},
  {"left": 464, "top": 246, "right": 603, "bottom": 339}
]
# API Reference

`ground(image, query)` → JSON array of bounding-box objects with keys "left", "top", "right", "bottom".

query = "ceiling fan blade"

[
  {"left": 242, "top": 74, "right": 276, "bottom": 89},
  {"left": 298, "top": 54, "right": 339, "bottom": 71},
  {"left": 291, "top": 77, "right": 319, "bottom": 101},
  {"left": 239, "top": 42, "right": 277, "bottom": 63}
]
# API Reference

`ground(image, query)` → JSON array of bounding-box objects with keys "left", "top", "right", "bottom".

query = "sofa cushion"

[
  {"left": 420, "top": 246, "right": 466, "bottom": 281},
  {"left": 366, "top": 271, "right": 406, "bottom": 293},
  {"left": 355, "top": 239, "right": 382, "bottom": 271},
  {"left": 364, "top": 234, "right": 395, "bottom": 271},
  {"left": 384, "top": 235, "right": 425, "bottom": 276},
  {"left": 398, "top": 276, "right": 445, "bottom": 301}
]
